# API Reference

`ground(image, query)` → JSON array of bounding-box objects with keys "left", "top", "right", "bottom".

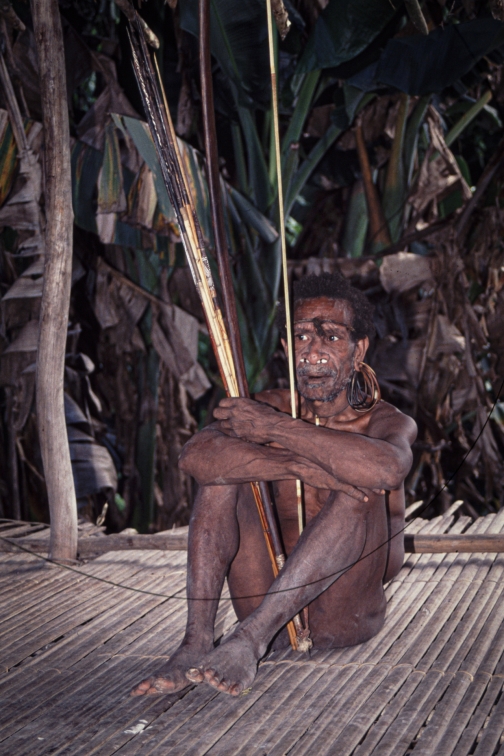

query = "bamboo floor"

[{"left": 1, "top": 510, "right": 504, "bottom": 755}]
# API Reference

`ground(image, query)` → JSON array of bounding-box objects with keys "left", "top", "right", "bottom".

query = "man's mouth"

[
  {"left": 297, "top": 365, "right": 337, "bottom": 381},
  {"left": 296, "top": 364, "right": 351, "bottom": 402}
]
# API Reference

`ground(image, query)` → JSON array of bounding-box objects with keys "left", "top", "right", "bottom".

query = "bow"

[{"left": 127, "top": 13, "right": 309, "bottom": 650}]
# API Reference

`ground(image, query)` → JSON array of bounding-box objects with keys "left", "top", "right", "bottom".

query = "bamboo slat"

[{"left": 2, "top": 514, "right": 504, "bottom": 755}]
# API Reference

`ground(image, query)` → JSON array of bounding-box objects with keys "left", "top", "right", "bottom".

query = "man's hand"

[
  {"left": 292, "top": 457, "right": 375, "bottom": 502},
  {"left": 213, "top": 397, "right": 285, "bottom": 444}
]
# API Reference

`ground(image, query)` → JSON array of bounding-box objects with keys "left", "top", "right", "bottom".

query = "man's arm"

[
  {"left": 179, "top": 425, "right": 372, "bottom": 500},
  {"left": 214, "top": 399, "right": 417, "bottom": 491}
]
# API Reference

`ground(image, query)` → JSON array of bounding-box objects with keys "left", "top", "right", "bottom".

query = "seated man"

[{"left": 132, "top": 272, "right": 417, "bottom": 698}]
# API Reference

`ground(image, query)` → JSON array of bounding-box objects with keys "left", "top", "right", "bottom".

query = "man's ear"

[
  {"left": 354, "top": 336, "right": 369, "bottom": 368},
  {"left": 281, "top": 337, "right": 288, "bottom": 357}
]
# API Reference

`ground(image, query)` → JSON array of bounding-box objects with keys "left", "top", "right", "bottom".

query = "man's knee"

[{"left": 191, "top": 483, "right": 240, "bottom": 519}]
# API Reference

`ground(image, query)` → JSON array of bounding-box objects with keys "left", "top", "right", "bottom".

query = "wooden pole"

[
  {"left": 197, "top": 1, "right": 298, "bottom": 650},
  {"left": 31, "top": 0, "right": 78, "bottom": 561},
  {"left": 5, "top": 531, "right": 504, "bottom": 556},
  {"left": 403, "top": 534, "right": 504, "bottom": 553},
  {"left": 199, "top": 0, "right": 248, "bottom": 397}
]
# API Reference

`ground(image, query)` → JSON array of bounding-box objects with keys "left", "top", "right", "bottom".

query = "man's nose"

[{"left": 299, "top": 336, "right": 328, "bottom": 364}]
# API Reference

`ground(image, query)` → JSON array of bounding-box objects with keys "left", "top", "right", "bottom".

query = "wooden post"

[{"left": 31, "top": 0, "right": 77, "bottom": 561}]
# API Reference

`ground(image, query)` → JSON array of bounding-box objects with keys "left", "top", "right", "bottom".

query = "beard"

[{"left": 297, "top": 364, "right": 351, "bottom": 403}]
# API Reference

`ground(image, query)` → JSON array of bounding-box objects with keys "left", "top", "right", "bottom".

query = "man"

[{"left": 132, "top": 272, "right": 417, "bottom": 698}]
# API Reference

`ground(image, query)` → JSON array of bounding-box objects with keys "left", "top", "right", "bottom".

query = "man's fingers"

[
  {"left": 339, "top": 483, "right": 368, "bottom": 502},
  {"left": 213, "top": 407, "right": 232, "bottom": 418},
  {"left": 218, "top": 397, "right": 248, "bottom": 408},
  {"left": 218, "top": 421, "right": 235, "bottom": 434}
]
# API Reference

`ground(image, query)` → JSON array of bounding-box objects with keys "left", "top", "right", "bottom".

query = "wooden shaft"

[
  {"left": 404, "top": 534, "right": 504, "bottom": 553},
  {"left": 31, "top": 0, "right": 78, "bottom": 562},
  {"left": 199, "top": 1, "right": 297, "bottom": 649},
  {"left": 199, "top": 0, "right": 248, "bottom": 398},
  {"left": 7, "top": 532, "right": 504, "bottom": 556}
]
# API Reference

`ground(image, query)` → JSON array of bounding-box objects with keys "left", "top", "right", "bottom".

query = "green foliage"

[
  {"left": 179, "top": 0, "right": 270, "bottom": 109},
  {"left": 297, "top": 0, "right": 398, "bottom": 73}
]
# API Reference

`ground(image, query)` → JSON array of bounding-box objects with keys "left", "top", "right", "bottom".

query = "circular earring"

[{"left": 346, "top": 362, "right": 381, "bottom": 413}]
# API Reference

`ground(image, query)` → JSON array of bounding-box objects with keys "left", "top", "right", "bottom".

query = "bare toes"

[
  {"left": 186, "top": 667, "right": 204, "bottom": 683},
  {"left": 130, "top": 679, "right": 152, "bottom": 696},
  {"left": 204, "top": 668, "right": 217, "bottom": 684},
  {"left": 151, "top": 677, "right": 176, "bottom": 693}
]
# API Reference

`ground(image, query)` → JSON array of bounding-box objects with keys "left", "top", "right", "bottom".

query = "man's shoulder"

[
  {"left": 367, "top": 400, "right": 417, "bottom": 443},
  {"left": 253, "top": 389, "right": 290, "bottom": 413}
]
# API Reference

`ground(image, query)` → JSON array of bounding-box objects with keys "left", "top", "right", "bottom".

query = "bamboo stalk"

[{"left": 266, "top": 0, "right": 311, "bottom": 652}]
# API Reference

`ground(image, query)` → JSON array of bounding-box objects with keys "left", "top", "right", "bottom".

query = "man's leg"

[
  {"left": 131, "top": 483, "right": 241, "bottom": 696},
  {"left": 187, "top": 491, "right": 387, "bottom": 696}
]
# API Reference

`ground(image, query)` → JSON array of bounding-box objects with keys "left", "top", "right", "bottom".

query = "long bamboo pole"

[{"left": 265, "top": 0, "right": 312, "bottom": 651}]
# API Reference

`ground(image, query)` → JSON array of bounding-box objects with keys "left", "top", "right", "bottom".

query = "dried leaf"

[
  {"left": 380, "top": 252, "right": 433, "bottom": 294},
  {"left": 69, "top": 439, "right": 117, "bottom": 498},
  {"left": 180, "top": 361, "right": 211, "bottom": 400},
  {"left": 0, "top": 148, "right": 41, "bottom": 231},
  {"left": 17, "top": 234, "right": 45, "bottom": 256},
  {"left": 428, "top": 315, "right": 466, "bottom": 358},
  {"left": 93, "top": 258, "right": 147, "bottom": 343},
  {"left": 78, "top": 85, "right": 138, "bottom": 152},
  {"left": 1, "top": 274, "right": 43, "bottom": 301},
  {"left": 12, "top": 365, "right": 35, "bottom": 432},
  {"left": 64, "top": 392, "right": 90, "bottom": 426},
  {"left": 20, "top": 257, "right": 44, "bottom": 277},
  {"left": 96, "top": 212, "right": 117, "bottom": 245},
  {"left": 409, "top": 107, "right": 472, "bottom": 219},
  {"left": 126, "top": 163, "right": 157, "bottom": 229},
  {"left": 3, "top": 319, "right": 38, "bottom": 353},
  {"left": 97, "top": 121, "right": 126, "bottom": 214}
]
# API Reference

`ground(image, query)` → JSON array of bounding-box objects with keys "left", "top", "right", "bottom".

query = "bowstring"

[{"left": 2, "top": 376, "right": 501, "bottom": 603}]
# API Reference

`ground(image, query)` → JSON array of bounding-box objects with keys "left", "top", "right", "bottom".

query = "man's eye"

[
  {"left": 328, "top": 335, "right": 339, "bottom": 342},
  {"left": 296, "top": 334, "right": 308, "bottom": 341}
]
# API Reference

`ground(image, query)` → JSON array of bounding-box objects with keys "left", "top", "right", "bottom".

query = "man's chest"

[{"left": 271, "top": 479, "right": 332, "bottom": 522}]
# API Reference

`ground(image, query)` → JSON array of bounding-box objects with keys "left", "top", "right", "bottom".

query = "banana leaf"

[
  {"left": 179, "top": 0, "right": 270, "bottom": 110},
  {"left": 0, "top": 118, "right": 17, "bottom": 207},
  {"left": 281, "top": 70, "right": 321, "bottom": 156},
  {"left": 341, "top": 180, "right": 368, "bottom": 258},
  {"left": 227, "top": 185, "right": 278, "bottom": 243},
  {"left": 350, "top": 18, "right": 504, "bottom": 96},
  {"left": 115, "top": 114, "right": 174, "bottom": 223},
  {"left": 237, "top": 105, "right": 274, "bottom": 214},
  {"left": 382, "top": 94, "right": 409, "bottom": 243},
  {"left": 297, "top": 0, "right": 399, "bottom": 74},
  {"left": 284, "top": 124, "right": 342, "bottom": 215}
]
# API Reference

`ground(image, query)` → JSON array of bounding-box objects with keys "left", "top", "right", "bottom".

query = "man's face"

[{"left": 285, "top": 297, "right": 367, "bottom": 403}]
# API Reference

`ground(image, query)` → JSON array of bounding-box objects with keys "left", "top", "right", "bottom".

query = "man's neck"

[{"left": 302, "top": 392, "right": 356, "bottom": 422}]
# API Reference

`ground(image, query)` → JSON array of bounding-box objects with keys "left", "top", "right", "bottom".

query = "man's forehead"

[{"left": 293, "top": 296, "right": 353, "bottom": 322}]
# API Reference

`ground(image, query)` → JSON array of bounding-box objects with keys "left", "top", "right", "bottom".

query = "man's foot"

[
  {"left": 131, "top": 644, "right": 208, "bottom": 696},
  {"left": 185, "top": 633, "right": 260, "bottom": 696}
]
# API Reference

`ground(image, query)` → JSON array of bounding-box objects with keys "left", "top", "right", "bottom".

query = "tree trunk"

[{"left": 32, "top": 0, "right": 77, "bottom": 561}]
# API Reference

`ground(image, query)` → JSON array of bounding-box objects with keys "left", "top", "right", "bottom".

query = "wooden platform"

[{"left": 1, "top": 510, "right": 504, "bottom": 755}]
